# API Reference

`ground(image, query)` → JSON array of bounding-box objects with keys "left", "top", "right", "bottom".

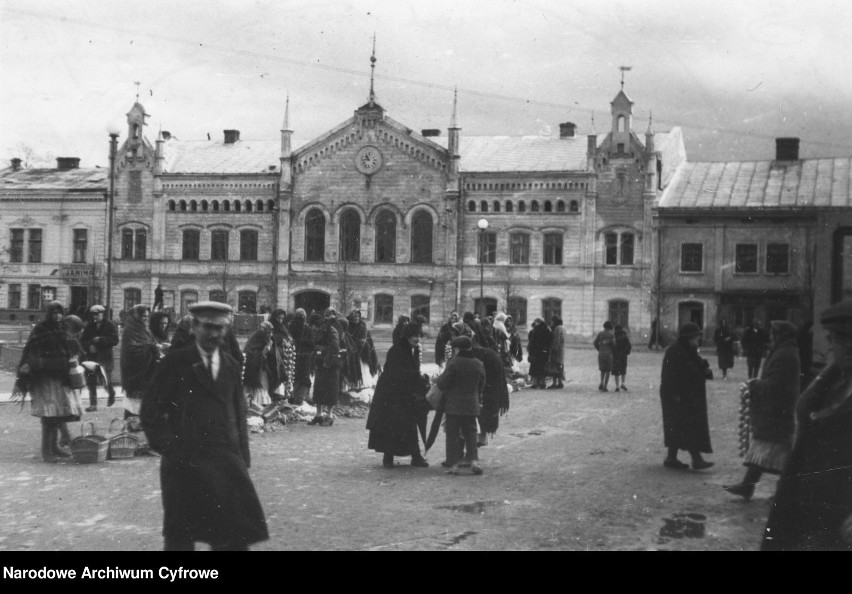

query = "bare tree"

[{"left": 8, "top": 143, "right": 55, "bottom": 168}]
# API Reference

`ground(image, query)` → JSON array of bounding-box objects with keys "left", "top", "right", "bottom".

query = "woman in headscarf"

[
  {"left": 435, "top": 311, "right": 460, "bottom": 368},
  {"left": 348, "top": 309, "right": 379, "bottom": 388},
  {"left": 392, "top": 315, "right": 411, "bottom": 347},
  {"left": 149, "top": 311, "right": 171, "bottom": 358},
  {"left": 659, "top": 322, "right": 714, "bottom": 471},
  {"left": 13, "top": 302, "right": 83, "bottom": 462},
  {"left": 169, "top": 314, "right": 195, "bottom": 350},
  {"left": 593, "top": 321, "right": 616, "bottom": 392},
  {"left": 761, "top": 302, "right": 852, "bottom": 550},
  {"left": 713, "top": 318, "right": 736, "bottom": 380},
  {"left": 725, "top": 320, "right": 799, "bottom": 501},
  {"left": 547, "top": 316, "right": 566, "bottom": 389},
  {"left": 310, "top": 309, "right": 342, "bottom": 426},
  {"left": 366, "top": 322, "right": 430, "bottom": 468},
  {"left": 288, "top": 308, "right": 314, "bottom": 405},
  {"left": 267, "top": 309, "right": 291, "bottom": 400},
  {"left": 612, "top": 324, "right": 632, "bottom": 392},
  {"left": 336, "top": 316, "right": 363, "bottom": 392},
  {"left": 243, "top": 321, "right": 274, "bottom": 407},
  {"left": 505, "top": 315, "right": 524, "bottom": 373},
  {"left": 120, "top": 304, "right": 160, "bottom": 423},
  {"left": 492, "top": 313, "right": 513, "bottom": 371},
  {"left": 478, "top": 317, "right": 499, "bottom": 353},
  {"left": 527, "top": 318, "right": 552, "bottom": 389}
]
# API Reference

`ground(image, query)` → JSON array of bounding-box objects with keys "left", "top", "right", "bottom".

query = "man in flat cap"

[
  {"left": 79, "top": 304, "right": 118, "bottom": 411},
  {"left": 141, "top": 301, "right": 268, "bottom": 551},
  {"left": 436, "top": 335, "right": 486, "bottom": 475},
  {"left": 762, "top": 300, "right": 852, "bottom": 550}
]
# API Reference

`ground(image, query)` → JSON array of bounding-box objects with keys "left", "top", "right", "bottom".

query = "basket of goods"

[
  {"left": 106, "top": 418, "right": 139, "bottom": 460},
  {"left": 70, "top": 421, "right": 109, "bottom": 464}
]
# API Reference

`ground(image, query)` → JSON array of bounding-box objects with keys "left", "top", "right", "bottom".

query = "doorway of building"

[
  {"left": 294, "top": 291, "right": 330, "bottom": 318},
  {"left": 473, "top": 297, "right": 498, "bottom": 318},
  {"left": 70, "top": 286, "right": 88, "bottom": 315},
  {"left": 678, "top": 301, "right": 704, "bottom": 332}
]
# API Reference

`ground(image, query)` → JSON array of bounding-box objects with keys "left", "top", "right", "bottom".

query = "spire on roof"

[
  {"left": 619, "top": 66, "right": 632, "bottom": 89},
  {"left": 135, "top": 81, "right": 141, "bottom": 102},
  {"left": 591, "top": 112, "right": 597, "bottom": 135},
  {"left": 368, "top": 33, "right": 377, "bottom": 106},
  {"left": 646, "top": 111, "right": 654, "bottom": 134},
  {"left": 282, "top": 95, "right": 292, "bottom": 131},
  {"left": 450, "top": 87, "right": 460, "bottom": 129}
]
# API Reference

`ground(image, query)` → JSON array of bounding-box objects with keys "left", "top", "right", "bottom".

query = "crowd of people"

[{"left": 11, "top": 297, "right": 852, "bottom": 550}]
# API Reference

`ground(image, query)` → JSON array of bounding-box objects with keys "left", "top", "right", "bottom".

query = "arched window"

[
  {"left": 618, "top": 115, "right": 626, "bottom": 132},
  {"left": 531, "top": 200, "right": 539, "bottom": 212},
  {"left": 168, "top": 200, "right": 176, "bottom": 211},
  {"left": 609, "top": 299, "right": 629, "bottom": 329},
  {"left": 209, "top": 289, "right": 227, "bottom": 303},
  {"left": 305, "top": 208, "right": 325, "bottom": 261},
  {"left": 201, "top": 200, "right": 208, "bottom": 212},
  {"left": 244, "top": 200, "right": 252, "bottom": 212},
  {"left": 255, "top": 200, "right": 264, "bottom": 212},
  {"left": 238, "top": 290, "right": 257, "bottom": 314},
  {"left": 267, "top": 200, "right": 275, "bottom": 211},
  {"left": 544, "top": 200, "right": 553, "bottom": 212},
  {"left": 339, "top": 209, "right": 361, "bottom": 262},
  {"left": 190, "top": 200, "right": 198, "bottom": 212},
  {"left": 179, "top": 200, "right": 187, "bottom": 212},
  {"left": 569, "top": 200, "right": 579, "bottom": 213},
  {"left": 505, "top": 201, "right": 513, "bottom": 213},
  {"left": 493, "top": 201, "right": 501, "bottom": 212},
  {"left": 556, "top": 200, "right": 565, "bottom": 212},
  {"left": 410, "top": 210, "right": 433, "bottom": 264},
  {"left": 468, "top": 200, "right": 476, "bottom": 212},
  {"left": 223, "top": 201, "right": 231, "bottom": 212},
  {"left": 234, "top": 201, "right": 241, "bottom": 212},
  {"left": 212, "top": 200, "right": 219, "bottom": 212},
  {"left": 375, "top": 210, "right": 396, "bottom": 263},
  {"left": 518, "top": 201, "right": 526, "bottom": 213},
  {"left": 480, "top": 201, "right": 489, "bottom": 213}
]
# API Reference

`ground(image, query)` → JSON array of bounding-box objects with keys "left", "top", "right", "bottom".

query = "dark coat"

[
  {"left": 141, "top": 345, "right": 268, "bottom": 546},
  {"left": 612, "top": 331, "right": 632, "bottom": 376},
  {"left": 762, "top": 363, "right": 852, "bottom": 551},
  {"left": 748, "top": 337, "right": 799, "bottom": 444},
  {"left": 659, "top": 337, "right": 713, "bottom": 453},
  {"left": 471, "top": 346, "right": 509, "bottom": 433},
  {"left": 312, "top": 322, "right": 341, "bottom": 406},
  {"left": 527, "top": 324, "right": 552, "bottom": 377},
  {"left": 437, "top": 350, "right": 485, "bottom": 417},
  {"left": 80, "top": 319, "right": 119, "bottom": 370},
  {"left": 366, "top": 343, "right": 429, "bottom": 456},
  {"left": 242, "top": 329, "right": 271, "bottom": 391},
  {"left": 435, "top": 322, "right": 454, "bottom": 366},
  {"left": 713, "top": 324, "right": 735, "bottom": 370},
  {"left": 288, "top": 316, "right": 314, "bottom": 386},
  {"left": 742, "top": 326, "right": 768, "bottom": 360}
]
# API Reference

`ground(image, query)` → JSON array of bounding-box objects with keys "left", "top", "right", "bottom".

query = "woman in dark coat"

[
  {"left": 242, "top": 321, "right": 274, "bottom": 407},
  {"left": 13, "top": 301, "right": 83, "bottom": 462},
  {"left": 366, "top": 322, "right": 430, "bottom": 468},
  {"left": 435, "top": 311, "right": 459, "bottom": 367},
  {"left": 725, "top": 320, "right": 799, "bottom": 501},
  {"left": 527, "top": 318, "right": 552, "bottom": 389},
  {"left": 659, "top": 322, "right": 714, "bottom": 471},
  {"left": 169, "top": 315, "right": 195, "bottom": 350},
  {"left": 761, "top": 301, "right": 852, "bottom": 550},
  {"left": 288, "top": 308, "right": 314, "bottom": 405},
  {"left": 336, "top": 317, "right": 363, "bottom": 391},
  {"left": 612, "top": 324, "right": 632, "bottom": 392},
  {"left": 594, "top": 321, "right": 615, "bottom": 392},
  {"left": 713, "top": 318, "right": 735, "bottom": 379},
  {"left": 120, "top": 304, "right": 160, "bottom": 423},
  {"left": 310, "top": 309, "right": 342, "bottom": 426},
  {"left": 348, "top": 309, "right": 379, "bottom": 387},
  {"left": 267, "top": 309, "right": 290, "bottom": 400}
]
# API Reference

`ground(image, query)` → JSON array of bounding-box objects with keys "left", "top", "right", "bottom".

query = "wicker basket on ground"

[
  {"left": 70, "top": 421, "right": 109, "bottom": 464},
  {"left": 106, "top": 418, "right": 139, "bottom": 460}
]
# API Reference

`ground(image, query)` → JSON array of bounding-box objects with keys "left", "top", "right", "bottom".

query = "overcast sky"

[{"left": 2, "top": 0, "right": 851, "bottom": 168}]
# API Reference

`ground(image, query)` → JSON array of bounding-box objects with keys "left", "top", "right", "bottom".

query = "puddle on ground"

[
  {"left": 449, "top": 531, "right": 477, "bottom": 545},
  {"left": 659, "top": 512, "right": 707, "bottom": 539},
  {"left": 509, "top": 429, "right": 546, "bottom": 439},
  {"left": 436, "top": 500, "right": 507, "bottom": 514}
]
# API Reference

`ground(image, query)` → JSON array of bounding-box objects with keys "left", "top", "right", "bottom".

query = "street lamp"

[
  {"left": 105, "top": 127, "right": 119, "bottom": 320},
  {"left": 477, "top": 218, "right": 489, "bottom": 317}
]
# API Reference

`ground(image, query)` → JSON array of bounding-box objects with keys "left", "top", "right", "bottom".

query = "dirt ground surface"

[{"left": 0, "top": 347, "right": 772, "bottom": 551}]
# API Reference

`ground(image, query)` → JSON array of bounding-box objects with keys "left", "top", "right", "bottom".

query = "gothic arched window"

[
  {"left": 410, "top": 210, "right": 433, "bottom": 264},
  {"left": 339, "top": 209, "right": 360, "bottom": 262},
  {"left": 375, "top": 210, "right": 396, "bottom": 263},
  {"left": 305, "top": 208, "right": 325, "bottom": 262}
]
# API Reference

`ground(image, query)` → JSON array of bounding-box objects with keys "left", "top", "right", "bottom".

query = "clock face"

[{"left": 355, "top": 146, "right": 383, "bottom": 175}]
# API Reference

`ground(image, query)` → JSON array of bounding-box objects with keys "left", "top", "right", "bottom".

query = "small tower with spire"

[
  {"left": 645, "top": 112, "right": 658, "bottom": 193},
  {"left": 280, "top": 95, "right": 293, "bottom": 189},
  {"left": 368, "top": 34, "right": 377, "bottom": 107},
  {"left": 610, "top": 67, "right": 634, "bottom": 154},
  {"left": 154, "top": 127, "right": 165, "bottom": 175}
]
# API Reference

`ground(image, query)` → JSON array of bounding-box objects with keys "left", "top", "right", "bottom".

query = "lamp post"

[
  {"left": 477, "top": 218, "right": 489, "bottom": 317},
  {"left": 105, "top": 129, "right": 119, "bottom": 320}
]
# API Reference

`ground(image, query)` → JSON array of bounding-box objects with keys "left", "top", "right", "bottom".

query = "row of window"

[
  {"left": 477, "top": 230, "right": 634, "bottom": 266},
  {"left": 181, "top": 229, "right": 259, "bottom": 261},
  {"left": 123, "top": 288, "right": 258, "bottom": 314},
  {"left": 167, "top": 199, "right": 275, "bottom": 213},
  {"left": 464, "top": 181, "right": 587, "bottom": 192},
  {"left": 5, "top": 284, "right": 42, "bottom": 309},
  {"left": 467, "top": 199, "right": 580, "bottom": 214},
  {"left": 680, "top": 243, "right": 791, "bottom": 274},
  {"left": 9, "top": 228, "right": 91, "bottom": 264}
]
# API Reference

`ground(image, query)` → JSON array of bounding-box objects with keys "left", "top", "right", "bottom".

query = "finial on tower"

[
  {"left": 450, "top": 87, "right": 460, "bottom": 129},
  {"left": 647, "top": 111, "right": 654, "bottom": 134},
  {"left": 619, "top": 66, "right": 632, "bottom": 89},
  {"left": 283, "top": 94, "right": 291, "bottom": 131},
  {"left": 369, "top": 33, "right": 377, "bottom": 105},
  {"left": 134, "top": 81, "right": 141, "bottom": 102}
]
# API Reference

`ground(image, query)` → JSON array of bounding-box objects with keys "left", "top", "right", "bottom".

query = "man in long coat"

[
  {"left": 659, "top": 322, "right": 714, "bottom": 471},
  {"left": 79, "top": 304, "right": 118, "bottom": 411},
  {"left": 438, "top": 336, "right": 486, "bottom": 475},
  {"left": 141, "top": 301, "right": 268, "bottom": 551}
]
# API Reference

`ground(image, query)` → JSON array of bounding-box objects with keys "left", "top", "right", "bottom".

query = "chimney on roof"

[
  {"left": 224, "top": 130, "right": 240, "bottom": 144},
  {"left": 10, "top": 158, "right": 22, "bottom": 171},
  {"left": 161, "top": 131, "right": 171, "bottom": 140},
  {"left": 776, "top": 137, "right": 800, "bottom": 161},
  {"left": 56, "top": 157, "right": 80, "bottom": 170},
  {"left": 421, "top": 129, "right": 441, "bottom": 137},
  {"left": 559, "top": 122, "right": 577, "bottom": 138}
]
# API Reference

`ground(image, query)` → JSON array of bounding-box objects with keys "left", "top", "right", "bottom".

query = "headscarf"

[
  {"left": 64, "top": 314, "right": 85, "bottom": 335},
  {"left": 294, "top": 308, "right": 307, "bottom": 319},
  {"left": 149, "top": 311, "right": 170, "bottom": 343},
  {"left": 120, "top": 305, "right": 159, "bottom": 392},
  {"left": 770, "top": 320, "right": 798, "bottom": 346}
]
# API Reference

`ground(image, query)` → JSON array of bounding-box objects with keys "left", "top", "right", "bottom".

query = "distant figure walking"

[
  {"left": 594, "top": 321, "right": 615, "bottom": 392},
  {"left": 648, "top": 317, "right": 663, "bottom": 351},
  {"left": 153, "top": 284, "right": 164, "bottom": 312},
  {"left": 659, "top": 322, "right": 714, "bottom": 471},
  {"left": 547, "top": 316, "right": 566, "bottom": 389},
  {"left": 713, "top": 318, "right": 735, "bottom": 379},
  {"left": 80, "top": 304, "right": 118, "bottom": 411},
  {"left": 742, "top": 319, "right": 769, "bottom": 379},
  {"left": 527, "top": 318, "right": 552, "bottom": 390},
  {"left": 612, "top": 324, "right": 632, "bottom": 392}
]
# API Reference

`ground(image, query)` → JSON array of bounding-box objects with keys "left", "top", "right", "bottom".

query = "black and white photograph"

[{"left": 1, "top": 0, "right": 852, "bottom": 556}]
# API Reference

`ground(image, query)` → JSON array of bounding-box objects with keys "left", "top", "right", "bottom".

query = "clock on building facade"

[{"left": 355, "top": 146, "right": 383, "bottom": 175}]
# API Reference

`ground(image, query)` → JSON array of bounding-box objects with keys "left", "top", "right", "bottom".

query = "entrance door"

[
  {"left": 70, "top": 286, "right": 88, "bottom": 315},
  {"left": 609, "top": 299, "right": 629, "bottom": 329},
  {"left": 294, "top": 291, "right": 330, "bottom": 318},
  {"left": 474, "top": 297, "right": 498, "bottom": 318},
  {"left": 678, "top": 301, "right": 704, "bottom": 331}
]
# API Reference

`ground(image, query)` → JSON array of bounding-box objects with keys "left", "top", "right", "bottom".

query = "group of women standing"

[{"left": 528, "top": 316, "right": 570, "bottom": 390}]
